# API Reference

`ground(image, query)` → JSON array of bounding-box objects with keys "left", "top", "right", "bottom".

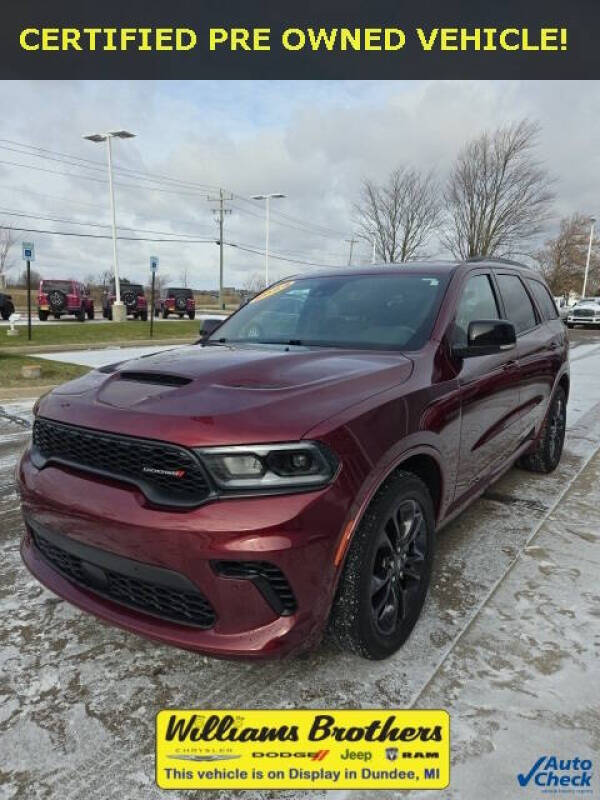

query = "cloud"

[{"left": 0, "top": 79, "right": 597, "bottom": 287}]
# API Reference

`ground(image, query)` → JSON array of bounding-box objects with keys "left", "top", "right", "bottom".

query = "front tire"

[
  {"left": 518, "top": 386, "right": 567, "bottom": 474},
  {"left": 87, "top": 305, "right": 94, "bottom": 320},
  {"left": 330, "top": 471, "right": 435, "bottom": 659}
]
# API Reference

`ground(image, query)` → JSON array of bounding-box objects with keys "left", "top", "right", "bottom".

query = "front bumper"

[
  {"left": 18, "top": 448, "right": 347, "bottom": 658},
  {"left": 568, "top": 317, "right": 600, "bottom": 325}
]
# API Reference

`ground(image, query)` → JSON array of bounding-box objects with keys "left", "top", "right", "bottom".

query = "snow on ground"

[
  {"left": 34, "top": 344, "right": 178, "bottom": 368},
  {"left": 1, "top": 334, "right": 599, "bottom": 800}
]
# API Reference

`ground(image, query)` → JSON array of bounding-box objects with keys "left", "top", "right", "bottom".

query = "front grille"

[
  {"left": 32, "top": 417, "right": 212, "bottom": 508},
  {"left": 212, "top": 560, "right": 297, "bottom": 616},
  {"left": 32, "top": 529, "right": 216, "bottom": 628},
  {"left": 572, "top": 308, "right": 597, "bottom": 318}
]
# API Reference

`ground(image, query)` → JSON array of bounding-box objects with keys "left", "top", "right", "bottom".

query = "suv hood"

[{"left": 39, "top": 344, "right": 413, "bottom": 447}]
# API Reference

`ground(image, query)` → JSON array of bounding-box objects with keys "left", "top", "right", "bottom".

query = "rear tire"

[
  {"left": 87, "top": 305, "right": 94, "bottom": 320},
  {"left": 329, "top": 471, "right": 434, "bottom": 659},
  {"left": 53, "top": 313, "right": 61, "bottom": 320},
  {"left": 108, "top": 307, "right": 113, "bottom": 321},
  {"left": 518, "top": 386, "right": 567, "bottom": 474},
  {"left": 77, "top": 307, "right": 86, "bottom": 322},
  {"left": 188, "top": 310, "right": 196, "bottom": 320},
  {"left": 38, "top": 310, "right": 49, "bottom": 321},
  {"left": 566, "top": 323, "right": 574, "bottom": 329},
  {"left": 162, "top": 309, "right": 169, "bottom": 319},
  {"left": 140, "top": 311, "right": 148, "bottom": 321}
]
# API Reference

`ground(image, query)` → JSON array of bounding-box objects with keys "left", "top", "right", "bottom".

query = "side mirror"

[
  {"left": 455, "top": 319, "right": 516, "bottom": 358},
  {"left": 199, "top": 318, "right": 222, "bottom": 341}
]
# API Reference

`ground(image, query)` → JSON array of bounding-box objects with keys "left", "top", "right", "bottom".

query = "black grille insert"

[
  {"left": 32, "top": 417, "right": 212, "bottom": 508},
  {"left": 212, "top": 560, "right": 297, "bottom": 616},
  {"left": 31, "top": 527, "right": 216, "bottom": 629}
]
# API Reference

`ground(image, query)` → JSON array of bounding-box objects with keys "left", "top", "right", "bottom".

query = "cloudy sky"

[{"left": 0, "top": 80, "right": 598, "bottom": 289}]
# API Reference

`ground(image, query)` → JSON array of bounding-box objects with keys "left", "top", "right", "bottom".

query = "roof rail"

[{"left": 466, "top": 256, "right": 529, "bottom": 269}]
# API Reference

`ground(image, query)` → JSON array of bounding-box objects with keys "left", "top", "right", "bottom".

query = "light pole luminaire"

[
  {"left": 83, "top": 130, "right": 135, "bottom": 320},
  {"left": 251, "top": 193, "right": 286, "bottom": 287}
]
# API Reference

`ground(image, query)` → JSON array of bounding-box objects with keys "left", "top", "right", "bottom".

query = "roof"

[{"left": 287, "top": 256, "right": 535, "bottom": 281}]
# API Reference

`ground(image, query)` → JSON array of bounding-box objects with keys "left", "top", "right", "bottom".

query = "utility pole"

[
  {"left": 207, "top": 189, "right": 232, "bottom": 309},
  {"left": 346, "top": 237, "right": 358, "bottom": 266}
]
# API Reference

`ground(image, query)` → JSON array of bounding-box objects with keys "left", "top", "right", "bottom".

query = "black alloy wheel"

[{"left": 330, "top": 470, "right": 435, "bottom": 659}]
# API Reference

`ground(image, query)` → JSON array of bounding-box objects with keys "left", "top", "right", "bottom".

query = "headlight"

[{"left": 196, "top": 442, "right": 338, "bottom": 491}]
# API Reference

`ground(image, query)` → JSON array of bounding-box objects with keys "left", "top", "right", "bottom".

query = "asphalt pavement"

[{"left": 1, "top": 333, "right": 599, "bottom": 800}]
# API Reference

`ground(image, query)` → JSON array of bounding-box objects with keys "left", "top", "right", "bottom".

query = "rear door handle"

[
  {"left": 502, "top": 360, "right": 518, "bottom": 371},
  {"left": 549, "top": 342, "right": 559, "bottom": 351}
]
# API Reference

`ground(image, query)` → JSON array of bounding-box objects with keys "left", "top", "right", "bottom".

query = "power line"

[
  {"left": 1, "top": 223, "right": 346, "bottom": 268},
  {"left": 0, "top": 137, "right": 353, "bottom": 242}
]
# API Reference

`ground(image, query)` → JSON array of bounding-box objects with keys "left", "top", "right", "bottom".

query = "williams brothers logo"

[
  {"left": 156, "top": 710, "right": 450, "bottom": 790},
  {"left": 517, "top": 756, "right": 593, "bottom": 792}
]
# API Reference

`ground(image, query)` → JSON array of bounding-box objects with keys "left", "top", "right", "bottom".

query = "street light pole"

[
  {"left": 265, "top": 195, "right": 271, "bottom": 287},
  {"left": 83, "top": 130, "right": 135, "bottom": 321},
  {"left": 251, "top": 193, "right": 286, "bottom": 288},
  {"left": 582, "top": 217, "right": 596, "bottom": 299},
  {"left": 105, "top": 135, "right": 121, "bottom": 306}
]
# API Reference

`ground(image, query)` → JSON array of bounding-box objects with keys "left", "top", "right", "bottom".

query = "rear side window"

[
  {"left": 496, "top": 274, "right": 537, "bottom": 334},
  {"left": 453, "top": 274, "right": 499, "bottom": 347},
  {"left": 526, "top": 279, "right": 559, "bottom": 320}
]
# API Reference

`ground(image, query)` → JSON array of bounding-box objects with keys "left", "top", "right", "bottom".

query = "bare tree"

[
  {"left": 355, "top": 167, "right": 442, "bottom": 263},
  {"left": 244, "top": 272, "right": 266, "bottom": 293},
  {"left": 443, "top": 119, "right": 554, "bottom": 259},
  {"left": 0, "top": 226, "right": 16, "bottom": 288},
  {"left": 536, "top": 213, "right": 599, "bottom": 295}
]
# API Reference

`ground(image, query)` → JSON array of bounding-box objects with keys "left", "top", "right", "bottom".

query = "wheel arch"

[{"left": 333, "top": 446, "right": 445, "bottom": 569}]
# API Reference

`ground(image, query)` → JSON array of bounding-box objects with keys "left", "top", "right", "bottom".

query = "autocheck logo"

[
  {"left": 517, "top": 756, "right": 593, "bottom": 791},
  {"left": 142, "top": 466, "right": 186, "bottom": 478}
]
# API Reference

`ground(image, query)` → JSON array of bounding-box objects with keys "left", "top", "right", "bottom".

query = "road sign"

[
  {"left": 22, "top": 242, "right": 35, "bottom": 261},
  {"left": 150, "top": 255, "right": 159, "bottom": 272}
]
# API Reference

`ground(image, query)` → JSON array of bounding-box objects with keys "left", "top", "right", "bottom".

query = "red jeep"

[
  {"left": 37, "top": 280, "right": 94, "bottom": 321},
  {"left": 155, "top": 287, "right": 195, "bottom": 319},
  {"left": 102, "top": 281, "right": 148, "bottom": 320}
]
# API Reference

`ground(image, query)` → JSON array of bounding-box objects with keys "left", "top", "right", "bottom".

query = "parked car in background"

[
  {"left": 37, "top": 280, "right": 94, "bottom": 321},
  {"left": 155, "top": 287, "right": 195, "bottom": 319},
  {"left": 103, "top": 281, "right": 148, "bottom": 320},
  {"left": 19, "top": 258, "right": 569, "bottom": 661},
  {"left": 553, "top": 295, "right": 570, "bottom": 320},
  {"left": 566, "top": 297, "right": 600, "bottom": 328},
  {"left": 0, "top": 292, "right": 15, "bottom": 320}
]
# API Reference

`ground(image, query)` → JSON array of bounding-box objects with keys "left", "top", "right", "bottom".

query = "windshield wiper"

[{"left": 201, "top": 337, "right": 228, "bottom": 346}]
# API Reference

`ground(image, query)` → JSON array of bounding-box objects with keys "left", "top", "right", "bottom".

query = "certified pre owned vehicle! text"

[{"left": 18, "top": 259, "right": 569, "bottom": 660}]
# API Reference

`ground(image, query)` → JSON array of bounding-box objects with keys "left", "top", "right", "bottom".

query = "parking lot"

[{"left": 1, "top": 331, "right": 599, "bottom": 800}]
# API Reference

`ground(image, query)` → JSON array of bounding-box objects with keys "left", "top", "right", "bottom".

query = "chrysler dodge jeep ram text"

[{"left": 18, "top": 259, "right": 569, "bottom": 660}]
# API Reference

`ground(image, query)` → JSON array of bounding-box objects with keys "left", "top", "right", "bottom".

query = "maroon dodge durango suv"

[{"left": 18, "top": 259, "right": 569, "bottom": 660}]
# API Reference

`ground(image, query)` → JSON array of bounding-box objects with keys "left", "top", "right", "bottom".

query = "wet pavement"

[{"left": 1, "top": 337, "right": 599, "bottom": 800}]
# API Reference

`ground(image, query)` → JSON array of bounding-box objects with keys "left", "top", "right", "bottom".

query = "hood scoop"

[{"left": 118, "top": 371, "right": 192, "bottom": 387}]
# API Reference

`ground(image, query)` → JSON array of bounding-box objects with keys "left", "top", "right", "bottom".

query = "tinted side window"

[
  {"left": 526, "top": 279, "right": 559, "bottom": 320},
  {"left": 496, "top": 274, "right": 537, "bottom": 334},
  {"left": 454, "top": 274, "right": 499, "bottom": 347}
]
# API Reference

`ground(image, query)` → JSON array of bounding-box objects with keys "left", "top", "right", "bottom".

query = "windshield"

[
  {"left": 209, "top": 273, "right": 450, "bottom": 351},
  {"left": 42, "top": 281, "right": 72, "bottom": 294}
]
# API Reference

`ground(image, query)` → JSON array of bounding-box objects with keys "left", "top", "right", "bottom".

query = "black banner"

[{"left": 1, "top": 0, "right": 597, "bottom": 79}]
